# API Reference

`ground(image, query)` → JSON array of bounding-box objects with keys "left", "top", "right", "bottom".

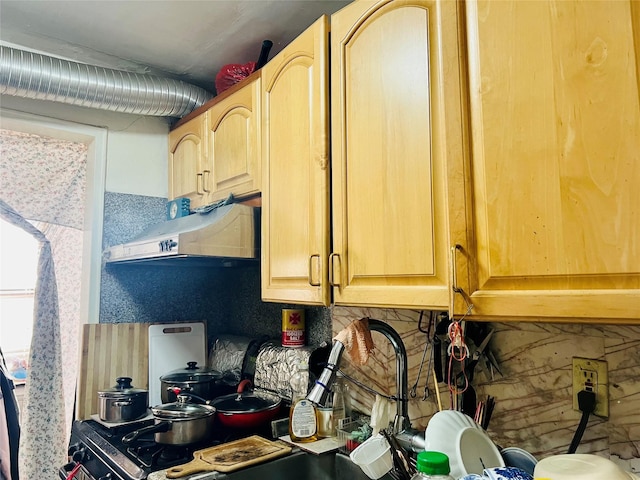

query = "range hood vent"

[
  {"left": 0, "top": 45, "right": 212, "bottom": 117},
  {"left": 104, "top": 203, "right": 260, "bottom": 266}
]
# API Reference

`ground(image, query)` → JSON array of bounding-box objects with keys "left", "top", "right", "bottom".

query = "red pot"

[{"left": 210, "top": 379, "right": 281, "bottom": 430}]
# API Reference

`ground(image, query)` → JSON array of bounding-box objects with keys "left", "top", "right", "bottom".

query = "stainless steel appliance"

[
  {"left": 60, "top": 418, "right": 202, "bottom": 480},
  {"left": 60, "top": 337, "right": 329, "bottom": 479},
  {"left": 60, "top": 417, "right": 228, "bottom": 480},
  {"left": 104, "top": 204, "right": 259, "bottom": 266},
  {"left": 59, "top": 412, "right": 282, "bottom": 480}
]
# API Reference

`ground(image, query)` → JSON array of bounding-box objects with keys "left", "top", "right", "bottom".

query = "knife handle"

[{"left": 256, "top": 40, "right": 273, "bottom": 69}]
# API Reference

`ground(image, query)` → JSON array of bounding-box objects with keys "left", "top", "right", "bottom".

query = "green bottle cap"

[{"left": 416, "top": 451, "right": 451, "bottom": 475}]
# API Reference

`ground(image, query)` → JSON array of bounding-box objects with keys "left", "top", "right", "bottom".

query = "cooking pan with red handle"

[{"left": 209, "top": 379, "right": 281, "bottom": 430}]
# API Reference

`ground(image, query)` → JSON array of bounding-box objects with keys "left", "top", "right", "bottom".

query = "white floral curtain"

[{"left": 0, "top": 129, "right": 87, "bottom": 480}]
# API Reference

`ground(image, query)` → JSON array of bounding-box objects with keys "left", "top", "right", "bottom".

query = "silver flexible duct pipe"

[{"left": 0, "top": 45, "right": 213, "bottom": 118}]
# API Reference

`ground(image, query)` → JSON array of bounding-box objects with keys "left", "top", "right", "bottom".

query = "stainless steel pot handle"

[
  {"left": 113, "top": 400, "right": 133, "bottom": 407},
  {"left": 168, "top": 385, "right": 192, "bottom": 393},
  {"left": 121, "top": 421, "right": 171, "bottom": 444},
  {"left": 180, "top": 392, "right": 212, "bottom": 405}
]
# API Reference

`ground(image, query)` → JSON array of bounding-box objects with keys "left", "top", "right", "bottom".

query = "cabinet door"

[
  {"left": 206, "top": 75, "right": 261, "bottom": 202},
  {"left": 168, "top": 115, "right": 207, "bottom": 208},
  {"left": 261, "top": 16, "right": 331, "bottom": 305},
  {"left": 459, "top": 0, "right": 640, "bottom": 320},
  {"left": 330, "top": 0, "right": 464, "bottom": 309}
]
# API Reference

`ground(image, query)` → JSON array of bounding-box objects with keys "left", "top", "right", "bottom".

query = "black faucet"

[{"left": 306, "top": 318, "right": 425, "bottom": 452}]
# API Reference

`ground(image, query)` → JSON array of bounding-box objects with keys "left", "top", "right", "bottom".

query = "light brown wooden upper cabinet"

[
  {"left": 453, "top": 0, "right": 640, "bottom": 321},
  {"left": 261, "top": 16, "right": 331, "bottom": 305},
  {"left": 206, "top": 75, "right": 261, "bottom": 203},
  {"left": 330, "top": 0, "right": 464, "bottom": 309},
  {"left": 260, "top": 0, "right": 640, "bottom": 321},
  {"left": 169, "top": 74, "right": 262, "bottom": 209},
  {"left": 169, "top": 115, "right": 207, "bottom": 209}
]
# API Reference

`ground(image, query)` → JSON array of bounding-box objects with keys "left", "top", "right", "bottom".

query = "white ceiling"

[{"left": 0, "top": 0, "right": 352, "bottom": 94}]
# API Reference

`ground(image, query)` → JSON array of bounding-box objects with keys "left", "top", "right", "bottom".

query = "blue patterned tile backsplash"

[{"left": 98, "top": 192, "right": 332, "bottom": 347}]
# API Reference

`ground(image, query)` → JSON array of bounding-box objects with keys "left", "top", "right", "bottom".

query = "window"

[{"left": 0, "top": 218, "right": 39, "bottom": 384}]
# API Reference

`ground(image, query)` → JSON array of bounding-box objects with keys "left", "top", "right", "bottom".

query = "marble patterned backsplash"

[{"left": 331, "top": 306, "right": 640, "bottom": 472}]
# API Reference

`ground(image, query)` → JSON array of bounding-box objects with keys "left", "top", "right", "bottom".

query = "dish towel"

[
  {"left": 370, "top": 394, "right": 393, "bottom": 436},
  {"left": 333, "top": 318, "right": 375, "bottom": 366}
]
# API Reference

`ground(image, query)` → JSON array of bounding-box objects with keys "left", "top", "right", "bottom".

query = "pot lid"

[
  {"left": 211, "top": 391, "right": 280, "bottom": 414},
  {"left": 152, "top": 394, "right": 216, "bottom": 419},
  {"left": 98, "top": 377, "right": 148, "bottom": 397},
  {"left": 160, "top": 361, "right": 223, "bottom": 383}
]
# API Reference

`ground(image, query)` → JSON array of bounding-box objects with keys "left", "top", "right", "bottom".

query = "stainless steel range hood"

[{"left": 104, "top": 203, "right": 259, "bottom": 266}]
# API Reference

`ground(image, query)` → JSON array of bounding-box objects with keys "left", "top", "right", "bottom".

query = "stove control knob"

[
  {"left": 67, "top": 442, "right": 82, "bottom": 457},
  {"left": 159, "top": 239, "right": 177, "bottom": 251},
  {"left": 71, "top": 447, "right": 87, "bottom": 463}
]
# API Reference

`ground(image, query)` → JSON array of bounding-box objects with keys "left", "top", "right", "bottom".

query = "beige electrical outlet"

[{"left": 572, "top": 357, "right": 609, "bottom": 418}]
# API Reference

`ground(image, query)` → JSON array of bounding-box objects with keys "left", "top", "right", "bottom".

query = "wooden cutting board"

[
  {"left": 165, "top": 435, "right": 292, "bottom": 479},
  {"left": 76, "top": 323, "right": 149, "bottom": 420}
]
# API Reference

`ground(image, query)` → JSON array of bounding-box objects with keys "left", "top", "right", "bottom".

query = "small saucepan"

[
  {"left": 122, "top": 395, "right": 216, "bottom": 446},
  {"left": 98, "top": 377, "right": 148, "bottom": 423},
  {"left": 209, "top": 379, "right": 281, "bottom": 430}
]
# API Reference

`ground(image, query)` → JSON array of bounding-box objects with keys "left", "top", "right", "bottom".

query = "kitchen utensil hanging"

[{"left": 409, "top": 311, "right": 434, "bottom": 401}]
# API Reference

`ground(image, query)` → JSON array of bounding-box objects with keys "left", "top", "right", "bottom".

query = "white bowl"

[
  {"left": 424, "top": 410, "right": 504, "bottom": 479},
  {"left": 534, "top": 454, "right": 639, "bottom": 480},
  {"left": 349, "top": 434, "right": 393, "bottom": 480},
  {"left": 500, "top": 447, "right": 537, "bottom": 475}
]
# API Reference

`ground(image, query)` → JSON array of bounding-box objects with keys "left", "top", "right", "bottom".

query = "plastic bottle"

[
  {"left": 410, "top": 451, "right": 455, "bottom": 480},
  {"left": 288, "top": 361, "right": 318, "bottom": 442}
]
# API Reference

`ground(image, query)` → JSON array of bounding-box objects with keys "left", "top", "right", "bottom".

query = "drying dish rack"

[{"left": 336, "top": 417, "right": 371, "bottom": 455}]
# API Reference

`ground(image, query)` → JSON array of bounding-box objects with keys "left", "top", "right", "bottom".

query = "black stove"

[
  {"left": 59, "top": 415, "right": 282, "bottom": 480},
  {"left": 58, "top": 419, "right": 223, "bottom": 480}
]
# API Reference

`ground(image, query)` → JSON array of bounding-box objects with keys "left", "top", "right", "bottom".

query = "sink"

[{"left": 219, "top": 451, "right": 395, "bottom": 480}]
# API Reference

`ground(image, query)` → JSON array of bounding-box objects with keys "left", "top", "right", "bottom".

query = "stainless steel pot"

[
  {"left": 98, "top": 377, "right": 148, "bottom": 423},
  {"left": 160, "top": 362, "right": 224, "bottom": 403},
  {"left": 121, "top": 395, "right": 216, "bottom": 446}
]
